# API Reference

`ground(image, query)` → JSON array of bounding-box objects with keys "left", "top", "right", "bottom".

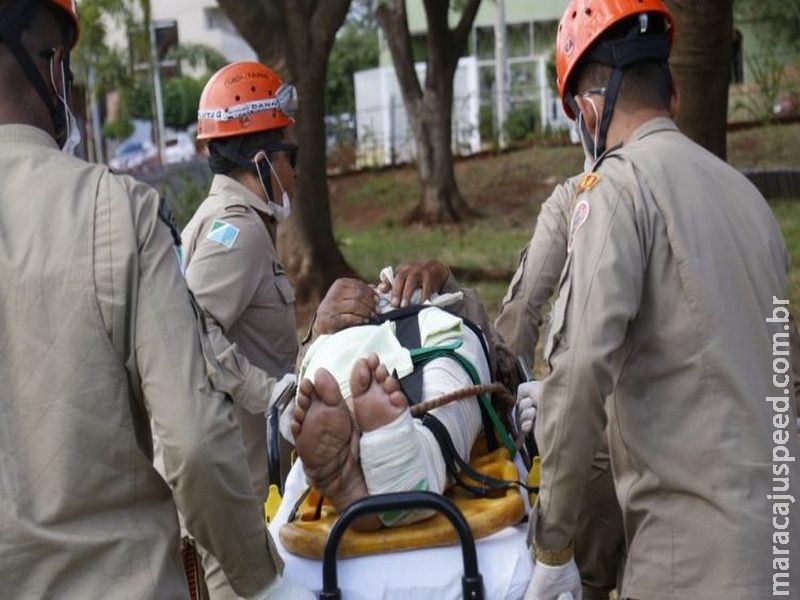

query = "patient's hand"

[
  {"left": 380, "top": 260, "right": 451, "bottom": 308},
  {"left": 314, "top": 278, "right": 378, "bottom": 335}
]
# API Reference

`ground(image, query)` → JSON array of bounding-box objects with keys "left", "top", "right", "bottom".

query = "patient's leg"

[
  {"left": 352, "top": 354, "right": 435, "bottom": 526},
  {"left": 292, "top": 367, "right": 380, "bottom": 530}
]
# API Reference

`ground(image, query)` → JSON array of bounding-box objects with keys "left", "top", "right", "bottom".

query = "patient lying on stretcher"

[{"left": 285, "top": 265, "right": 517, "bottom": 532}]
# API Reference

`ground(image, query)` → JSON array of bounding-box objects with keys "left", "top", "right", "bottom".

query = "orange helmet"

[
  {"left": 197, "top": 61, "right": 297, "bottom": 141},
  {"left": 556, "top": 0, "right": 674, "bottom": 118},
  {"left": 51, "top": 0, "right": 80, "bottom": 48}
]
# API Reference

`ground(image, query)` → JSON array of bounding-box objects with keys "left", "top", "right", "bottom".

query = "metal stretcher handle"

[{"left": 319, "top": 491, "right": 484, "bottom": 600}]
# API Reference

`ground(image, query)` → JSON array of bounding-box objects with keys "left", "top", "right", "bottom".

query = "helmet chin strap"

[{"left": 0, "top": 0, "right": 69, "bottom": 142}]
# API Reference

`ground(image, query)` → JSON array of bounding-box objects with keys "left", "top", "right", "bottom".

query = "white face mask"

[
  {"left": 577, "top": 94, "right": 601, "bottom": 172},
  {"left": 49, "top": 52, "right": 81, "bottom": 155},
  {"left": 254, "top": 151, "right": 292, "bottom": 222}
]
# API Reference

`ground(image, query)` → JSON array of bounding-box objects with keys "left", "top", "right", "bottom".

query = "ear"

[
  {"left": 574, "top": 94, "right": 599, "bottom": 133},
  {"left": 669, "top": 81, "right": 680, "bottom": 119}
]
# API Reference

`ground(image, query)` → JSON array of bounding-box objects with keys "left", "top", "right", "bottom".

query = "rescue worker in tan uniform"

[
  {"left": 0, "top": 2, "right": 311, "bottom": 598},
  {"left": 525, "top": 1, "right": 800, "bottom": 598},
  {"left": 181, "top": 61, "right": 300, "bottom": 599},
  {"left": 494, "top": 177, "right": 625, "bottom": 600},
  {"left": 385, "top": 220, "right": 626, "bottom": 598}
]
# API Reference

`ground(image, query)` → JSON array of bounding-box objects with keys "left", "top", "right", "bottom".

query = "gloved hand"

[
  {"left": 516, "top": 380, "right": 542, "bottom": 434},
  {"left": 268, "top": 373, "right": 297, "bottom": 409},
  {"left": 243, "top": 574, "right": 315, "bottom": 599},
  {"left": 523, "top": 557, "right": 582, "bottom": 600}
]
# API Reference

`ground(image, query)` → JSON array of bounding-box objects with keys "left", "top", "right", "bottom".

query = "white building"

[
  {"left": 97, "top": 0, "right": 256, "bottom": 66},
  {"left": 354, "top": 57, "right": 481, "bottom": 168},
  {"left": 354, "top": 0, "right": 572, "bottom": 167},
  {"left": 150, "top": 0, "right": 256, "bottom": 65}
]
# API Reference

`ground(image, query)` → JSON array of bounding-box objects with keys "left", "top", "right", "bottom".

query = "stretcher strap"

[{"left": 421, "top": 414, "right": 536, "bottom": 497}]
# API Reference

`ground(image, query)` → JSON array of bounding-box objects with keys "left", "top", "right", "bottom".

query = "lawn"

[{"left": 330, "top": 123, "right": 800, "bottom": 321}]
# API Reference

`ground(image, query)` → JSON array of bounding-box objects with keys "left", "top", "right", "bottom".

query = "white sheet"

[{"left": 269, "top": 460, "right": 533, "bottom": 599}]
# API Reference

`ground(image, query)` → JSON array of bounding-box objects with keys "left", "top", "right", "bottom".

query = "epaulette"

[{"left": 578, "top": 172, "right": 601, "bottom": 193}]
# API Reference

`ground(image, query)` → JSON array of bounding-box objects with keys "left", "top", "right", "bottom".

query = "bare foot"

[
  {"left": 351, "top": 353, "right": 409, "bottom": 432},
  {"left": 292, "top": 367, "right": 379, "bottom": 530}
]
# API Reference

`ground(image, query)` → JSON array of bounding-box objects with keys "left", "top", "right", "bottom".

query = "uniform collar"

[
  {"left": 593, "top": 116, "right": 678, "bottom": 168},
  {"left": 0, "top": 124, "right": 59, "bottom": 149},
  {"left": 208, "top": 173, "right": 272, "bottom": 215},
  {"left": 628, "top": 116, "right": 679, "bottom": 143}
]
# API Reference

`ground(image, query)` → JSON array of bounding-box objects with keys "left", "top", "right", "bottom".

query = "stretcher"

[{"left": 268, "top": 448, "right": 534, "bottom": 599}]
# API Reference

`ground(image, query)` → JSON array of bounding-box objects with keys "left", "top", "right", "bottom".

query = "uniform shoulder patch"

[
  {"left": 206, "top": 219, "right": 240, "bottom": 249},
  {"left": 568, "top": 198, "right": 590, "bottom": 253},
  {"left": 578, "top": 172, "right": 600, "bottom": 192}
]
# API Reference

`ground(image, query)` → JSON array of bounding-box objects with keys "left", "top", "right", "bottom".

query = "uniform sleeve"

[
  {"left": 533, "top": 176, "right": 646, "bottom": 555},
  {"left": 203, "top": 317, "right": 282, "bottom": 414},
  {"left": 126, "top": 183, "right": 280, "bottom": 594},
  {"left": 495, "top": 181, "right": 574, "bottom": 366},
  {"left": 184, "top": 210, "right": 265, "bottom": 332}
]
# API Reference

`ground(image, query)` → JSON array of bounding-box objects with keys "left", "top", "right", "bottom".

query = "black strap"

[
  {"left": 158, "top": 197, "right": 182, "bottom": 248},
  {"left": 371, "top": 304, "right": 500, "bottom": 451},
  {"left": 422, "top": 413, "right": 535, "bottom": 497}
]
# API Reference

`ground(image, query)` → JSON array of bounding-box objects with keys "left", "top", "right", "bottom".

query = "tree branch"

[{"left": 451, "top": 0, "right": 481, "bottom": 52}]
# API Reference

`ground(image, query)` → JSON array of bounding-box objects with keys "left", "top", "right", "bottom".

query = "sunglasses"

[{"left": 260, "top": 142, "right": 298, "bottom": 168}]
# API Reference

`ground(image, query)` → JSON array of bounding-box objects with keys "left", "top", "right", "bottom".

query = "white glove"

[
  {"left": 268, "top": 373, "right": 297, "bottom": 409},
  {"left": 516, "top": 380, "right": 542, "bottom": 434},
  {"left": 523, "top": 558, "right": 582, "bottom": 600},
  {"left": 242, "top": 574, "right": 315, "bottom": 599}
]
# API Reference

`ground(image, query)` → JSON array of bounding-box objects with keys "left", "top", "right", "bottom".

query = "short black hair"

[
  {"left": 570, "top": 12, "right": 673, "bottom": 112},
  {"left": 573, "top": 60, "right": 672, "bottom": 113}
]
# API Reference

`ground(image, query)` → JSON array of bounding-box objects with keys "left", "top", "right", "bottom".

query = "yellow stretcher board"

[{"left": 279, "top": 446, "right": 525, "bottom": 559}]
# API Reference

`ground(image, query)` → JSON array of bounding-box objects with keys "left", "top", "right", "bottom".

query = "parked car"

[
  {"left": 109, "top": 139, "right": 157, "bottom": 172},
  {"left": 163, "top": 132, "right": 197, "bottom": 165}
]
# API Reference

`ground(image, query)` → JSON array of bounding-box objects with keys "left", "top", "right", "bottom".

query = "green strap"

[{"left": 409, "top": 344, "right": 517, "bottom": 458}]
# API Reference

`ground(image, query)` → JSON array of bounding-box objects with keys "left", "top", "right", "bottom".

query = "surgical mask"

[
  {"left": 48, "top": 50, "right": 81, "bottom": 154},
  {"left": 577, "top": 98, "right": 599, "bottom": 171},
  {"left": 254, "top": 150, "right": 292, "bottom": 222},
  {"left": 576, "top": 87, "right": 605, "bottom": 172}
]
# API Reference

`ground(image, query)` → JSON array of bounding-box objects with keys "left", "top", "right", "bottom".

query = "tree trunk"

[
  {"left": 216, "top": 0, "right": 357, "bottom": 324},
  {"left": 406, "top": 83, "right": 473, "bottom": 223},
  {"left": 377, "top": 0, "right": 482, "bottom": 225},
  {"left": 666, "top": 0, "right": 733, "bottom": 160}
]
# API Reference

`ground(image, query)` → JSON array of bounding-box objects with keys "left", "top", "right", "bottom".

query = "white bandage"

[{"left": 360, "top": 409, "right": 431, "bottom": 526}]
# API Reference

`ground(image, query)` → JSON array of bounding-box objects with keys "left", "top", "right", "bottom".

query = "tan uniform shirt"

[
  {"left": 182, "top": 174, "right": 298, "bottom": 505},
  {"left": 495, "top": 176, "right": 624, "bottom": 599},
  {"left": 0, "top": 125, "right": 279, "bottom": 598},
  {"left": 535, "top": 117, "right": 800, "bottom": 599}
]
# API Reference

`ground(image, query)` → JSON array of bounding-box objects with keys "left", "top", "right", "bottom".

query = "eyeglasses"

[
  {"left": 259, "top": 142, "right": 298, "bottom": 168},
  {"left": 581, "top": 87, "right": 606, "bottom": 99}
]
